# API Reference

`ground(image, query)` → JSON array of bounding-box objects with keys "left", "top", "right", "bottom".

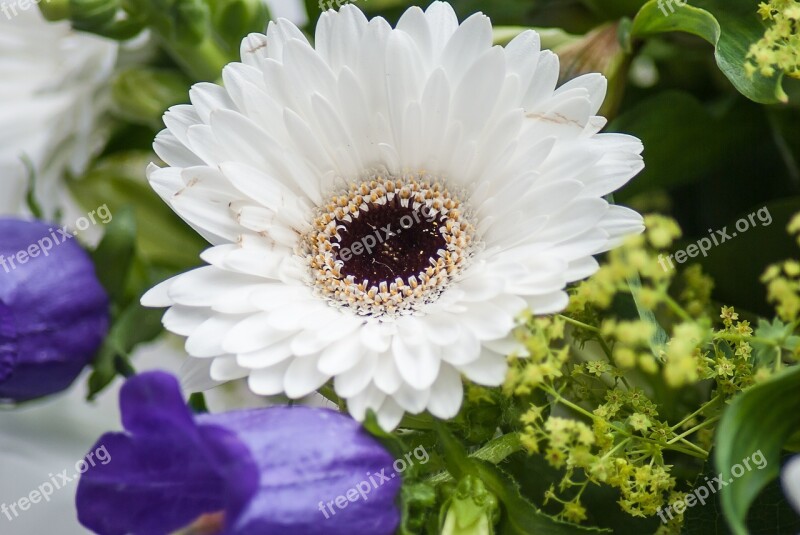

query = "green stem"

[
  {"left": 542, "top": 385, "right": 602, "bottom": 423},
  {"left": 559, "top": 315, "right": 601, "bottom": 334},
  {"left": 715, "top": 332, "right": 776, "bottom": 346},
  {"left": 543, "top": 385, "right": 709, "bottom": 459},
  {"left": 164, "top": 36, "right": 232, "bottom": 81},
  {"left": 662, "top": 293, "right": 693, "bottom": 323},
  {"left": 601, "top": 437, "right": 632, "bottom": 460},
  {"left": 398, "top": 413, "right": 436, "bottom": 430},
  {"left": 471, "top": 432, "right": 524, "bottom": 464},
  {"left": 670, "top": 395, "right": 721, "bottom": 431},
  {"left": 318, "top": 385, "right": 343, "bottom": 411},
  {"left": 558, "top": 315, "right": 631, "bottom": 388},
  {"left": 673, "top": 436, "right": 710, "bottom": 457},
  {"left": 656, "top": 440, "right": 708, "bottom": 459}
]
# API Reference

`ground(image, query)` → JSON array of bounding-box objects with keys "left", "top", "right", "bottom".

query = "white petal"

[
  {"left": 223, "top": 313, "right": 294, "bottom": 353},
  {"left": 180, "top": 357, "right": 223, "bottom": 393},
  {"left": 334, "top": 352, "right": 378, "bottom": 398},
  {"left": 346, "top": 384, "right": 386, "bottom": 422},
  {"left": 457, "top": 348, "right": 508, "bottom": 386},
  {"left": 392, "top": 336, "right": 441, "bottom": 390},
  {"left": 209, "top": 355, "right": 250, "bottom": 382},
  {"left": 162, "top": 305, "right": 210, "bottom": 336},
  {"left": 236, "top": 335, "right": 295, "bottom": 369},
  {"left": 392, "top": 382, "right": 430, "bottom": 414},
  {"left": 427, "top": 364, "right": 463, "bottom": 419},
  {"left": 248, "top": 360, "right": 291, "bottom": 396},
  {"left": 318, "top": 335, "right": 365, "bottom": 375},
  {"left": 375, "top": 397, "right": 405, "bottom": 430},
  {"left": 374, "top": 351, "right": 403, "bottom": 395},
  {"left": 284, "top": 356, "right": 330, "bottom": 398}
]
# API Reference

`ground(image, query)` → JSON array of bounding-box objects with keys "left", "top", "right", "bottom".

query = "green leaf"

[
  {"left": 188, "top": 392, "right": 209, "bottom": 413},
  {"left": 609, "top": 91, "right": 736, "bottom": 200},
  {"left": 111, "top": 68, "right": 190, "bottom": 128},
  {"left": 90, "top": 205, "right": 137, "bottom": 305},
  {"left": 714, "top": 365, "right": 800, "bottom": 535},
  {"left": 434, "top": 423, "right": 609, "bottom": 534},
  {"left": 751, "top": 318, "right": 800, "bottom": 368},
  {"left": 630, "top": 0, "right": 787, "bottom": 104},
  {"left": 87, "top": 301, "right": 165, "bottom": 399},
  {"left": 682, "top": 453, "right": 800, "bottom": 534},
  {"left": 211, "top": 0, "right": 270, "bottom": 51},
  {"left": 70, "top": 152, "right": 206, "bottom": 272},
  {"left": 399, "top": 482, "right": 438, "bottom": 535}
]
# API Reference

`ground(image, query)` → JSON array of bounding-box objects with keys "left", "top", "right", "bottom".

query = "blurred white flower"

[
  {"left": 783, "top": 455, "right": 800, "bottom": 514},
  {"left": 0, "top": 8, "right": 116, "bottom": 218}
]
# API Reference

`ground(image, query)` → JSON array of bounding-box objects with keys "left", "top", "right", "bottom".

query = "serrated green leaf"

[
  {"left": 715, "top": 365, "right": 800, "bottom": 535},
  {"left": 630, "top": 0, "right": 787, "bottom": 104}
]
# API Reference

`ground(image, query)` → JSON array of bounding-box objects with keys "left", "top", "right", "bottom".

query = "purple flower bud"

[
  {"left": 76, "top": 372, "right": 402, "bottom": 535},
  {"left": 0, "top": 218, "right": 109, "bottom": 401}
]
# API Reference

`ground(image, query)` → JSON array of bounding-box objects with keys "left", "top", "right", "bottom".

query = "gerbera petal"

[
  {"left": 426, "top": 364, "right": 463, "bottom": 419},
  {"left": 284, "top": 355, "right": 330, "bottom": 398}
]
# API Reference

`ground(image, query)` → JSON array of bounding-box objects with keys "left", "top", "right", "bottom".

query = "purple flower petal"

[
  {"left": 204, "top": 407, "right": 402, "bottom": 535},
  {"left": 0, "top": 218, "right": 109, "bottom": 400},
  {"left": 0, "top": 301, "right": 17, "bottom": 383},
  {"left": 76, "top": 372, "right": 260, "bottom": 535},
  {"left": 76, "top": 372, "right": 402, "bottom": 535}
]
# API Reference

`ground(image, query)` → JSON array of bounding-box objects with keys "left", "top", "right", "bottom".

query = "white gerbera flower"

[
  {"left": 0, "top": 8, "right": 116, "bottom": 217},
  {"left": 142, "top": 2, "right": 644, "bottom": 430}
]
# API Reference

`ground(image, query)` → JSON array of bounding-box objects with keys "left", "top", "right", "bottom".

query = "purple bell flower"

[
  {"left": 0, "top": 218, "right": 109, "bottom": 401},
  {"left": 76, "top": 371, "right": 402, "bottom": 535}
]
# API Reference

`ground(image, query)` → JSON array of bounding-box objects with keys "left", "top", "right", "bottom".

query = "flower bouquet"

[{"left": 1, "top": 0, "right": 800, "bottom": 534}]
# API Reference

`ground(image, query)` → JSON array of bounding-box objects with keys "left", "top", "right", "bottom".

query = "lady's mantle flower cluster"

[
  {"left": 747, "top": 0, "right": 800, "bottom": 78},
  {"left": 503, "top": 213, "right": 800, "bottom": 532}
]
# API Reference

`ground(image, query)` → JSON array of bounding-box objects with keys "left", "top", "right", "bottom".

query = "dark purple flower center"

[
  {"left": 301, "top": 176, "right": 475, "bottom": 316},
  {"left": 333, "top": 195, "right": 446, "bottom": 287}
]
